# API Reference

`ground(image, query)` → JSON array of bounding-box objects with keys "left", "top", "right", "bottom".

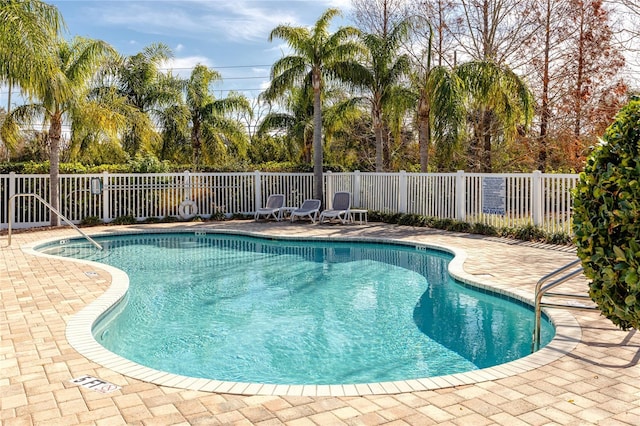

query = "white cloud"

[
  {"left": 259, "top": 80, "right": 271, "bottom": 90},
  {"left": 322, "top": 0, "right": 353, "bottom": 12},
  {"left": 95, "top": 1, "right": 302, "bottom": 43},
  {"left": 161, "top": 56, "right": 213, "bottom": 77}
]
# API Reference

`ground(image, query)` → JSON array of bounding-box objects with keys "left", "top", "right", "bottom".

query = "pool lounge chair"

[
  {"left": 290, "top": 199, "right": 321, "bottom": 223},
  {"left": 319, "top": 192, "right": 351, "bottom": 224},
  {"left": 255, "top": 194, "right": 285, "bottom": 221}
]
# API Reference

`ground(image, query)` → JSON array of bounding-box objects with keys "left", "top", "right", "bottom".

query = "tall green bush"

[{"left": 573, "top": 98, "right": 640, "bottom": 330}]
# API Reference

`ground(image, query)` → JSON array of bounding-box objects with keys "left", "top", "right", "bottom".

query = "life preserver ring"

[{"left": 179, "top": 199, "right": 198, "bottom": 219}]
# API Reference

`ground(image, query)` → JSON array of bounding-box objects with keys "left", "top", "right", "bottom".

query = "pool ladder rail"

[
  {"left": 7, "top": 193, "right": 103, "bottom": 251},
  {"left": 532, "top": 259, "right": 597, "bottom": 352}
]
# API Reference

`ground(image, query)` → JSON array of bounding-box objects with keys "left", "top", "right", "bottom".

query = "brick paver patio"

[{"left": 2, "top": 221, "right": 640, "bottom": 425}]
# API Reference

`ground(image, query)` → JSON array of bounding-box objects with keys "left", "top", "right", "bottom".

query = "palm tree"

[
  {"left": 258, "top": 87, "right": 315, "bottom": 162},
  {"left": 114, "top": 43, "right": 183, "bottom": 156},
  {"left": 184, "top": 65, "right": 251, "bottom": 168},
  {"left": 345, "top": 19, "right": 413, "bottom": 171},
  {"left": 1, "top": 36, "right": 117, "bottom": 226},
  {"left": 266, "top": 8, "right": 362, "bottom": 204},
  {"left": 0, "top": 0, "right": 63, "bottom": 112},
  {"left": 456, "top": 61, "right": 534, "bottom": 172},
  {"left": 414, "top": 65, "right": 465, "bottom": 172}
]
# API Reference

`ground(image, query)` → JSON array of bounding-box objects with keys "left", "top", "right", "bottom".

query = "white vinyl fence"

[{"left": 1, "top": 170, "right": 579, "bottom": 234}]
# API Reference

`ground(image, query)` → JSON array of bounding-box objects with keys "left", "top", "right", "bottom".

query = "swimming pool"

[{"left": 39, "top": 231, "right": 554, "bottom": 387}]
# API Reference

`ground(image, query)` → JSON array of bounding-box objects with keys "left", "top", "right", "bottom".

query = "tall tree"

[
  {"left": 347, "top": 19, "right": 413, "bottom": 171},
  {"left": 456, "top": 60, "right": 534, "bottom": 172},
  {"left": 563, "top": 0, "right": 626, "bottom": 140},
  {"left": 114, "top": 43, "right": 183, "bottom": 156},
  {"left": 266, "top": 8, "right": 362, "bottom": 204},
  {"left": 532, "top": 0, "right": 568, "bottom": 169},
  {"left": 450, "top": 0, "right": 539, "bottom": 66},
  {"left": 0, "top": 0, "right": 63, "bottom": 110},
  {"left": 407, "top": 0, "right": 457, "bottom": 68},
  {"left": 404, "top": 12, "right": 465, "bottom": 172},
  {"left": 258, "top": 87, "right": 315, "bottom": 163},
  {"left": 184, "top": 65, "right": 251, "bottom": 168},
  {"left": 415, "top": 64, "right": 465, "bottom": 171},
  {"left": 350, "top": 0, "right": 408, "bottom": 36},
  {"left": 444, "top": 1, "right": 538, "bottom": 171},
  {"left": 1, "top": 37, "right": 117, "bottom": 225}
]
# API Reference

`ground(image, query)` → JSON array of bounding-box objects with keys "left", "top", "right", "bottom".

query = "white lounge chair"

[
  {"left": 290, "top": 199, "right": 321, "bottom": 223},
  {"left": 319, "top": 192, "right": 351, "bottom": 224},
  {"left": 255, "top": 194, "right": 285, "bottom": 221}
]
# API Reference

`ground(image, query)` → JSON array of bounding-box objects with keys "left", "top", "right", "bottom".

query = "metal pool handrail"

[
  {"left": 532, "top": 258, "right": 595, "bottom": 352},
  {"left": 7, "top": 193, "right": 103, "bottom": 250}
]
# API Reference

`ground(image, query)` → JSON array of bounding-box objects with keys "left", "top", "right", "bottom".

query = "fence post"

[
  {"left": 254, "top": 170, "right": 262, "bottom": 212},
  {"left": 8, "top": 172, "right": 16, "bottom": 225},
  {"left": 183, "top": 170, "right": 191, "bottom": 201},
  {"left": 9, "top": 171, "right": 15, "bottom": 198},
  {"left": 325, "top": 171, "right": 333, "bottom": 209},
  {"left": 532, "top": 170, "right": 543, "bottom": 226},
  {"left": 353, "top": 170, "right": 361, "bottom": 207},
  {"left": 102, "top": 171, "right": 110, "bottom": 223},
  {"left": 455, "top": 170, "right": 466, "bottom": 221},
  {"left": 399, "top": 170, "right": 408, "bottom": 213}
]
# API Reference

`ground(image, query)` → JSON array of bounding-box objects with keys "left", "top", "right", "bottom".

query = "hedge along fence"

[{"left": 1, "top": 170, "right": 578, "bottom": 232}]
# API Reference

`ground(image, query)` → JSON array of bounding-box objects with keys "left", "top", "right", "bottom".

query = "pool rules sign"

[{"left": 482, "top": 177, "right": 506, "bottom": 215}]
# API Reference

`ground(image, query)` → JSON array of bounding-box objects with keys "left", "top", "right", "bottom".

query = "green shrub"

[
  {"left": 209, "top": 210, "right": 226, "bottom": 221},
  {"left": 513, "top": 224, "right": 546, "bottom": 242},
  {"left": 573, "top": 98, "right": 640, "bottom": 330},
  {"left": 142, "top": 216, "right": 162, "bottom": 223},
  {"left": 79, "top": 216, "right": 102, "bottom": 226},
  {"left": 547, "top": 232, "right": 572, "bottom": 245},
  {"left": 471, "top": 222, "right": 499, "bottom": 236},
  {"left": 111, "top": 215, "right": 137, "bottom": 225},
  {"left": 449, "top": 220, "right": 472, "bottom": 233},
  {"left": 397, "top": 213, "right": 421, "bottom": 226}
]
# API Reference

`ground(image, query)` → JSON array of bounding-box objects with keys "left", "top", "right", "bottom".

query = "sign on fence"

[{"left": 482, "top": 177, "right": 506, "bottom": 215}]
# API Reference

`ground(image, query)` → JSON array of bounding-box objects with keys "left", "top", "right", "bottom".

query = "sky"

[
  {"left": 8, "top": 0, "right": 355, "bottom": 106},
  {"left": 3, "top": 0, "right": 637, "bottom": 111}
]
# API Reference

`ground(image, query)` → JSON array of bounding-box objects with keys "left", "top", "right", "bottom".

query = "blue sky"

[
  {"left": 52, "top": 0, "right": 353, "bottom": 98},
  {"left": 1, "top": 0, "right": 355, "bottom": 110}
]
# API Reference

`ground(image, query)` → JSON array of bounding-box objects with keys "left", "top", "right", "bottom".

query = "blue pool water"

[{"left": 40, "top": 233, "right": 554, "bottom": 385}]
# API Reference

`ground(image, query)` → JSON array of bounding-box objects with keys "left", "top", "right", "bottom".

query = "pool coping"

[{"left": 22, "top": 227, "right": 581, "bottom": 397}]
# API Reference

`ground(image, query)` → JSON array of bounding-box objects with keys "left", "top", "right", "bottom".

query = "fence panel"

[
  {"left": 259, "top": 173, "right": 314, "bottom": 209},
  {"left": 107, "top": 173, "right": 182, "bottom": 220},
  {"left": 0, "top": 171, "right": 581, "bottom": 232},
  {"left": 463, "top": 173, "right": 534, "bottom": 228},
  {"left": 191, "top": 173, "right": 255, "bottom": 215},
  {"left": 59, "top": 174, "right": 103, "bottom": 222},
  {"left": 324, "top": 173, "right": 355, "bottom": 208},
  {"left": 0, "top": 174, "right": 9, "bottom": 225},
  {"left": 541, "top": 174, "right": 578, "bottom": 235},
  {"left": 407, "top": 173, "right": 457, "bottom": 218},
  {"left": 13, "top": 174, "right": 51, "bottom": 227},
  {"left": 358, "top": 173, "right": 399, "bottom": 212}
]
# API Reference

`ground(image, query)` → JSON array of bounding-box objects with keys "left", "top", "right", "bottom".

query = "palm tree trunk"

[
  {"left": 382, "top": 124, "right": 391, "bottom": 171},
  {"left": 538, "top": 0, "right": 552, "bottom": 170},
  {"left": 373, "top": 104, "right": 384, "bottom": 172},
  {"left": 312, "top": 75, "right": 324, "bottom": 207},
  {"left": 482, "top": 109, "right": 492, "bottom": 173},
  {"left": 191, "top": 123, "right": 201, "bottom": 169},
  {"left": 418, "top": 94, "right": 430, "bottom": 172},
  {"left": 49, "top": 116, "right": 62, "bottom": 226}
]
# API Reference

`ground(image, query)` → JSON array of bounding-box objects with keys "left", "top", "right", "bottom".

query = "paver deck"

[{"left": 2, "top": 221, "right": 640, "bottom": 425}]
